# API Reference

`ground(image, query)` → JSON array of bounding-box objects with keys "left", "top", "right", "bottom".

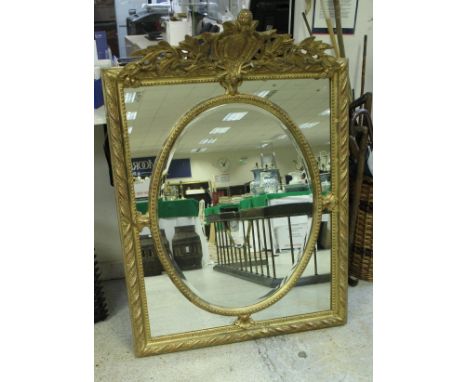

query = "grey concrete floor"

[{"left": 94, "top": 279, "right": 372, "bottom": 382}]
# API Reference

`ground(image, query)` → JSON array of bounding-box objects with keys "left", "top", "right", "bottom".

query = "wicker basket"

[{"left": 350, "top": 176, "right": 373, "bottom": 281}]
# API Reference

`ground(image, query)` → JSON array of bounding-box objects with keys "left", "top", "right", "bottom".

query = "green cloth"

[
  {"left": 135, "top": 198, "right": 199, "bottom": 218},
  {"left": 238, "top": 197, "right": 253, "bottom": 210},
  {"left": 205, "top": 191, "right": 313, "bottom": 217},
  {"left": 240, "top": 190, "right": 312, "bottom": 210},
  {"left": 205, "top": 203, "right": 240, "bottom": 217},
  {"left": 136, "top": 199, "right": 147, "bottom": 214}
]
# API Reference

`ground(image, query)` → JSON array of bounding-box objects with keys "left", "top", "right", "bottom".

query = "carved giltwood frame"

[{"left": 102, "top": 10, "right": 349, "bottom": 357}]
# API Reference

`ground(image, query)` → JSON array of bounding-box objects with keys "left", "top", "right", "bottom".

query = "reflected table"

[
  {"left": 136, "top": 198, "right": 211, "bottom": 267},
  {"left": 206, "top": 195, "right": 331, "bottom": 288}
]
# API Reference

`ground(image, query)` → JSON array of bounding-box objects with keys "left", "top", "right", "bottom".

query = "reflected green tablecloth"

[
  {"left": 204, "top": 190, "right": 313, "bottom": 217},
  {"left": 238, "top": 190, "right": 312, "bottom": 210},
  {"left": 135, "top": 191, "right": 316, "bottom": 218},
  {"left": 204, "top": 203, "right": 240, "bottom": 217},
  {"left": 136, "top": 198, "right": 199, "bottom": 218}
]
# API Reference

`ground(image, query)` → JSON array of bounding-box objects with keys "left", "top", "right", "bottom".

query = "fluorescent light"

[
  {"left": 261, "top": 143, "right": 269, "bottom": 148},
  {"left": 126, "top": 111, "right": 137, "bottom": 120},
  {"left": 273, "top": 134, "right": 287, "bottom": 140},
  {"left": 191, "top": 148, "right": 207, "bottom": 153},
  {"left": 319, "top": 108, "right": 330, "bottom": 116},
  {"left": 300, "top": 121, "right": 320, "bottom": 129},
  {"left": 254, "top": 90, "right": 277, "bottom": 98},
  {"left": 222, "top": 112, "right": 248, "bottom": 121},
  {"left": 125, "top": 92, "right": 136, "bottom": 104},
  {"left": 209, "top": 127, "right": 231, "bottom": 134},
  {"left": 255, "top": 90, "right": 270, "bottom": 98},
  {"left": 199, "top": 138, "right": 217, "bottom": 144},
  {"left": 128, "top": 126, "right": 133, "bottom": 134}
]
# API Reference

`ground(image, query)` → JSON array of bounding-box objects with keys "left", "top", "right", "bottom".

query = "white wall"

[
  {"left": 94, "top": 126, "right": 125, "bottom": 280},
  {"left": 293, "top": 0, "right": 373, "bottom": 95},
  {"left": 171, "top": 147, "right": 299, "bottom": 187},
  {"left": 171, "top": 145, "right": 329, "bottom": 189}
]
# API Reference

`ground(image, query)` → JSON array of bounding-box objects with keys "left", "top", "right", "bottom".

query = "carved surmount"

[{"left": 119, "top": 9, "right": 338, "bottom": 93}]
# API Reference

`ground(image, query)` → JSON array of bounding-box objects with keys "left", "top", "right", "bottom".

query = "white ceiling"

[{"left": 125, "top": 78, "right": 331, "bottom": 157}]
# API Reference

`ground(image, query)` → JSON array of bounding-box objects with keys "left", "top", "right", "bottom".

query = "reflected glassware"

[
  {"left": 263, "top": 175, "right": 279, "bottom": 194},
  {"left": 250, "top": 168, "right": 264, "bottom": 195},
  {"left": 250, "top": 179, "right": 261, "bottom": 195},
  {"left": 320, "top": 173, "right": 331, "bottom": 195},
  {"left": 321, "top": 179, "right": 331, "bottom": 194},
  {"left": 288, "top": 171, "right": 303, "bottom": 185}
]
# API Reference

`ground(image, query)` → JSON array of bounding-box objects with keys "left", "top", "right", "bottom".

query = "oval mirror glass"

[{"left": 152, "top": 101, "right": 324, "bottom": 309}]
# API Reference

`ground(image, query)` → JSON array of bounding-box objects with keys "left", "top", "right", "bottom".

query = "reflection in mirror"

[
  {"left": 160, "top": 102, "right": 319, "bottom": 305},
  {"left": 242, "top": 78, "right": 332, "bottom": 198},
  {"left": 124, "top": 83, "right": 224, "bottom": 157},
  {"left": 124, "top": 80, "right": 331, "bottom": 337},
  {"left": 241, "top": 79, "right": 332, "bottom": 323}
]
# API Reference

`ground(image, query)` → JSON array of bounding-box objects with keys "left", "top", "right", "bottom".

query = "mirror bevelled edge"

[
  {"left": 148, "top": 93, "right": 324, "bottom": 317},
  {"left": 101, "top": 9, "right": 349, "bottom": 357}
]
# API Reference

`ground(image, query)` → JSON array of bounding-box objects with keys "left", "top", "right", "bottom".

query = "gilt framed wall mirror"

[{"left": 102, "top": 10, "right": 349, "bottom": 357}]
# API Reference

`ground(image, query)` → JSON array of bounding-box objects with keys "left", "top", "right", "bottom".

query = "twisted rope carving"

[
  {"left": 102, "top": 71, "right": 148, "bottom": 355},
  {"left": 335, "top": 61, "right": 350, "bottom": 319},
  {"left": 143, "top": 315, "right": 343, "bottom": 356}
]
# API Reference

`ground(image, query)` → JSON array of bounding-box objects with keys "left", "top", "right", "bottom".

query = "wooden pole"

[
  {"left": 332, "top": 0, "right": 346, "bottom": 58},
  {"left": 319, "top": 0, "right": 340, "bottom": 57},
  {"left": 302, "top": 11, "right": 313, "bottom": 36},
  {"left": 360, "top": 35, "right": 368, "bottom": 97},
  {"left": 330, "top": 0, "right": 353, "bottom": 100}
]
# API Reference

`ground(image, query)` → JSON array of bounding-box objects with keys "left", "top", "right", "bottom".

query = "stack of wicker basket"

[
  {"left": 349, "top": 176, "right": 373, "bottom": 281},
  {"left": 94, "top": 252, "right": 108, "bottom": 323}
]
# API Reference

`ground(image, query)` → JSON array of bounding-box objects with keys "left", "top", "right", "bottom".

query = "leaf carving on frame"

[{"left": 118, "top": 10, "right": 338, "bottom": 91}]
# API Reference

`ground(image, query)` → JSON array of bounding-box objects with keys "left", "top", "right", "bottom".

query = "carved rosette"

[{"left": 118, "top": 9, "right": 338, "bottom": 93}]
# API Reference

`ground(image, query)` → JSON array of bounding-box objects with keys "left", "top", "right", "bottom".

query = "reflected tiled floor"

[
  {"left": 94, "top": 278, "right": 372, "bottom": 382},
  {"left": 144, "top": 249, "right": 331, "bottom": 336}
]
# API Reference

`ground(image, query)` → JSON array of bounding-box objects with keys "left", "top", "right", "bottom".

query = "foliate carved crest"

[{"left": 119, "top": 9, "right": 338, "bottom": 93}]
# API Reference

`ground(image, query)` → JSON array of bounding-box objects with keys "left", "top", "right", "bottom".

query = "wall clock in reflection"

[{"left": 217, "top": 157, "right": 231, "bottom": 172}]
